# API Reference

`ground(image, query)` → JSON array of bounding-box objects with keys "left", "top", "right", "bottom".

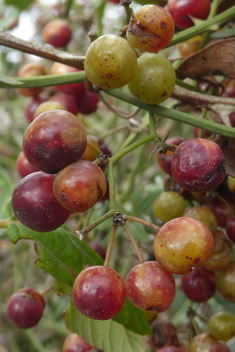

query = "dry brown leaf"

[
  {"left": 176, "top": 38, "right": 235, "bottom": 80},
  {"left": 214, "top": 135, "right": 235, "bottom": 177}
]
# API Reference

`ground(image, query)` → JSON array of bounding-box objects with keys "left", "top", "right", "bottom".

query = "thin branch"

[{"left": 0, "top": 30, "right": 85, "bottom": 69}]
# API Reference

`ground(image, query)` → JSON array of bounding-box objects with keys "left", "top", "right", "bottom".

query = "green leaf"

[
  {"left": 4, "top": 0, "right": 35, "bottom": 11},
  {"left": 0, "top": 72, "right": 23, "bottom": 86},
  {"left": 7, "top": 223, "right": 103, "bottom": 287},
  {"left": 7, "top": 221, "right": 152, "bottom": 335},
  {"left": 64, "top": 298, "right": 145, "bottom": 352}
]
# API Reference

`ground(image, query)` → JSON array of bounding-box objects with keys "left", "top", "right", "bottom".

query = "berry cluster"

[{"left": 2, "top": 0, "right": 235, "bottom": 351}]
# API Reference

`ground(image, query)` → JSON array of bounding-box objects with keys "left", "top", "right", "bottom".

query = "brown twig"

[{"left": 0, "top": 30, "right": 85, "bottom": 69}]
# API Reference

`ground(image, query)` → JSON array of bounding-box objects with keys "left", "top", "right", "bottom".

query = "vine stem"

[
  {"left": 0, "top": 30, "right": 85, "bottom": 69},
  {"left": 125, "top": 214, "right": 160, "bottom": 232},
  {"left": 104, "top": 224, "right": 118, "bottom": 267},
  {"left": 108, "top": 160, "right": 116, "bottom": 210},
  {"left": 123, "top": 224, "right": 144, "bottom": 263},
  {"left": 0, "top": 219, "right": 14, "bottom": 228}
]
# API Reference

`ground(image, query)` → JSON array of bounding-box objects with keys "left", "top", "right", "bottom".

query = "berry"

[
  {"left": 25, "top": 96, "right": 46, "bottom": 123},
  {"left": 49, "top": 93, "right": 79, "bottom": 115},
  {"left": 43, "top": 19, "right": 72, "bottom": 48},
  {"left": 7, "top": 288, "right": 45, "bottom": 329},
  {"left": 181, "top": 267, "right": 215, "bottom": 303},
  {"left": 84, "top": 34, "right": 137, "bottom": 90},
  {"left": 203, "top": 229, "right": 233, "bottom": 271},
  {"left": 154, "top": 217, "right": 214, "bottom": 275},
  {"left": 16, "top": 151, "right": 39, "bottom": 178},
  {"left": 12, "top": 172, "right": 70, "bottom": 232},
  {"left": 127, "top": 5, "right": 174, "bottom": 52},
  {"left": 225, "top": 215, "right": 235, "bottom": 243},
  {"left": 167, "top": 0, "right": 211, "bottom": 29},
  {"left": 81, "top": 135, "right": 100, "bottom": 162},
  {"left": 157, "top": 347, "right": 185, "bottom": 352},
  {"left": 177, "top": 35, "right": 203, "bottom": 58},
  {"left": 215, "top": 261, "right": 235, "bottom": 303},
  {"left": 171, "top": 138, "right": 226, "bottom": 192},
  {"left": 209, "top": 196, "right": 234, "bottom": 228},
  {"left": 89, "top": 242, "right": 106, "bottom": 261},
  {"left": 188, "top": 333, "right": 230, "bottom": 352},
  {"left": 150, "top": 321, "right": 179, "bottom": 350},
  {"left": 125, "top": 261, "right": 176, "bottom": 313},
  {"left": 183, "top": 206, "right": 217, "bottom": 234},
  {"left": 53, "top": 160, "right": 107, "bottom": 212},
  {"left": 128, "top": 53, "right": 176, "bottom": 104},
  {"left": 50, "top": 62, "right": 86, "bottom": 96},
  {"left": 63, "top": 333, "right": 93, "bottom": 352},
  {"left": 18, "top": 63, "right": 46, "bottom": 97},
  {"left": 33, "top": 101, "right": 67, "bottom": 119},
  {"left": 72, "top": 265, "right": 126, "bottom": 320},
  {"left": 23, "top": 110, "right": 87, "bottom": 174},
  {"left": 208, "top": 312, "right": 235, "bottom": 342},
  {"left": 153, "top": 191, "right": 186, "bottom": 223},
  {"left": 76, "top": 90, "right": 99, "bottom": 115}
]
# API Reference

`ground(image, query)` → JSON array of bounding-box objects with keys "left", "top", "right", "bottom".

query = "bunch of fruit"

[{"left": 1, "top": 0, "right": 235, "bottom": 351}]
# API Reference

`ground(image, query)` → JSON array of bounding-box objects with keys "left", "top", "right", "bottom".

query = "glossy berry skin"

[
  {"left": 84, "top": 34, "right": 137, "bottom": 90},
  {"left": 128, "top": 53, "right": 176, "bottom": 105},
  {"left": 215, "top": 261, "right": 235, "bottom": 303},
  {"left": 12, "top": 172, "right": 70, "bottom": 232},
  {"left": 188, "top": 333, "right": 231, "bottom": 352},
  {"left": 209, "top": 197, "right": 234, "bottom": 229},
  {"left": 167, "top": 0, "right": 211, "bottom": 30},
  {"left": 181, "top": 267, "right": 215, "bottom": 303},
  {"left": 127, "top": 5, "right": 174, "bottom": 53},
  {"left": 23, "top": 110, "right": 87, "bottom": 174},
  {"left": 154, "top": 217, "right": 214, "bottom": 275},
  {"left": 153, "top": 191, "right": 186, "bottom": 223},
  {"left": 81, "top": 135, "right": 100, "bottom": 162},
  {"left": 7, "top": 288, "right": 45, "bottom": 329},
  {"left": 16, "top": 151, "right": 39, "bottom": 178},
  {"left": 63, "top": 333, "right": 93, "bottom": 352},
  {"left": 72, "top": 266, "right": 126, "bottom": 320},
  {"left": 18, "top": 63, "right": 46, "bottom": 97},
  {"left": 125, "top": 261, "right": 176, "bottom": 313},
  {"left": 43, "top": 19, "right": 72, "bottom": 48},
  {"left": 53, "top": 160, "right": 107, "bottom": 213},
  {"left": 208, "top": 312, "right": 235, "bottom": 342},
  {"left": 76, "top": 91, "right": 99, "bottom": 115},
  {"left": 171, "top": 138, "right": 226, "bottom": 192}
]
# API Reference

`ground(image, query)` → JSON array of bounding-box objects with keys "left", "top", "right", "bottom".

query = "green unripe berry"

[
  {"left": 84, "top": 34, "right": 137, "bottom": 90},
  {"left": 208, "top": 311, "right": 235, "bottom": 341},
  {"left": 153, "top": 191, "right": 186, "bottom": 223},
  {"left": 128, "top": 53, "right": 176, "bottom": 104}
]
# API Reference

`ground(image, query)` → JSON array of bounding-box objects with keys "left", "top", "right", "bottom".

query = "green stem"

[
  {"left": 108, "top": 160, "right": 116, "bottom": 210},
  {"left": 80, "top": 209, "right": 115, "bottom": 236},
  {"left": 148, "top": 112, "right": 157, "bottom": 140},
  {"left": 169, "top": 6, "right": 235, "bottom": 47},
  {"left": 123, "top": 224, "right": 144, "bottom": 263},
  {"left": 106, "top": 89, "right": 235, "bottom": 138},
  {"left": 64, "top": 0, "right": 73, "bottom": 18},
  {"left": 104, "top": 224, "right": 118, "bottom": 267},
  {"left": 200, "top": 0, "right": 221, "bottom": 48},
  {"left": 24, "top": 330, "right": 49, "bottom": 352},
  {"left": 110, "top": 133, "right": 156, "bottom": 164}
]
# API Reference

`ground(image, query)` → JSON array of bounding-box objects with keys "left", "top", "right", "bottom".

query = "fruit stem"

[
  {"left": 125, "top": 214, "right": 160, "bottom": 232},
  {"left": 78, "top": 209, "right": 115, "bottom": 237},
  {"left": 200, "top": 0, "right": 221, "bottom": 49},
  {"left": 148, "top": 112, "right": 158, "bottom": 141},
  {"left": 24, "top": 330, "right": 49, "bottom": 352},
  {"left": 0, "top": 218, "right": 13, "bottom": 228},
  {"left": 110, "top": 134, "right": 156, "bottom": 164},
  {"left": 41, "top": 285, "right": 54, "bottom": 296},
  {"left": 104, "top": 224, "right": 118, "bottom": 267},
  {"left": 123, "top": 224, "right": 144, "bottom": 263},
  {"left": 108, "top": 160, "right": 116, "bottom": 210},
  {"left": 64, "top": 0, "right": 73, "bottom": 18}
]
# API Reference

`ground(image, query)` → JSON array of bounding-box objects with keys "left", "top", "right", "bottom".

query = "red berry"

[
  {"left": 7, "top": 288, "right": 45, "bottom": 329},
  {"left": 16, "top": 151, "right": 39, "bottom": 178},
  {"left": 72, "top": 266, "right": 126, "bottom": 320},
  {"left": 171, "top": 138, "right": 226, "bottom": 192},
  {"left": 43, "top": 19, "right": 72, "bottom": 48}
]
